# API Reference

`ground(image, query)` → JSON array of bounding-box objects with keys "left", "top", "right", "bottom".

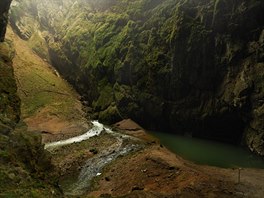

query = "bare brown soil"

[
  {"left": 6, "top": 27, "right": 90, "bottom": 143},
  {"left": 86, "top": 119, "right": 264, "bottom": 198},
  {"left": 50, "top": 132, "right": 118, "bottom": 177},
  {"left": 25, "top": 106, "right": 89, "bottom": 143},
  {"left": 6, "top": 27, "right": 264, "bottom": 198}
]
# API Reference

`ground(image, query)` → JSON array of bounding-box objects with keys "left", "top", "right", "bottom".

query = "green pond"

[{"left": 151, "top": 131, "right": 264, "bottom": 168}]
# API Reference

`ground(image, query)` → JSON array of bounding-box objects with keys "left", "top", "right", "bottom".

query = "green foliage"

[
  {"left": 93, "top": 84, "right": 114, "bottom": 111},
  {"left": 28, "top": 32, "right": 49, "bottom": 60},
  {"left": 0, "top": 40, "right": 20, "bottom": 132},
  {"left": 0, "top": 127, "right": 60, "bottom": 197},
  {"left": 10, "top": 0, "right": 264, "bottom": 147},
  {"left": 98, "top": 105, "right": 121, "bottom": 124}
]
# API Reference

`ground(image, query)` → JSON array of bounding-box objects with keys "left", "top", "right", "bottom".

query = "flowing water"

[
  {"left": 45, "top": 121, "right": 104, "bottom": 150},
  {"left": 45, "top": 121, "right": 142, "bottom": 196},
  {"left": 45, "top": 121, "right": 264, "bottom": 196},
  {"left": 64, "top": 129, "right": 141, "bottom": 196},
  {"left": 151, "top": 131, "right": 264, "bottom": 168}
]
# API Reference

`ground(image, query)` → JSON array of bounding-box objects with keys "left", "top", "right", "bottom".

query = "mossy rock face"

[
  {"left": 98, "top": 105, "right": 121, "bottom": 125},
  {"left": 9, "top": 127, "right": 53, "bottom": 177},
  {"left": 0, "top": 40, "right": 20, "bottom": 134},
  {"left": 10, "top": 0, "right": 264, "bottom": 154},
  {"left": 0, "top": 2, "right": 61, "bottom": 196},
  {"left": 0, "top": 40, "right": 15, "bottom": 61},
  {"left": 28, "top": 31, "right": 50, "bottom": 61},
  {"left": 243, "top": 62, "right": 264, "bottom": 155},
  {"left": 0, "top": 124, "right": 60, "bottom": 196},
  {"left": 93, "top": 84, "right": 114, "bottom": 111},
  {"left": 0, "top": 0, "right": 12, "bottom": 42}
]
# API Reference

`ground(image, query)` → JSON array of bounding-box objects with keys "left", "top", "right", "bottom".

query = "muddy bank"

[
  {"left": 46, "top": 119, "right": 264, "bottom": 197},
  {"left": 46, "top": 121, "right": 144, "bottom": 196}
]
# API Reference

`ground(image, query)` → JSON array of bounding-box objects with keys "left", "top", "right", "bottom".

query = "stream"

[
  {"left": 45, "top": 121, "right": 105, "bottom": 150},
  {"left": 45, "top": 121, "right": 142, "bottom": 196},
  {"left": 45, "top": 121, "right": 264, "bottom": 196}
]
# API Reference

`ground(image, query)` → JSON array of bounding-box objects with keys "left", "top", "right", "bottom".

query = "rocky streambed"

[
  {"left": 44, "top": 119, "right": 264, "bottom": 197},
  {"left": 45, "top": 120, "right": 144, "bottom": 196}
]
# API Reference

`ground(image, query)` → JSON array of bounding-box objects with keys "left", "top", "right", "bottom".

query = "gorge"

[
  {"left": 9, "top": 0, "right": 264, "bottom": 155},
  {"left": 0, "top": 0, "right": 264, "bottom": 197}
]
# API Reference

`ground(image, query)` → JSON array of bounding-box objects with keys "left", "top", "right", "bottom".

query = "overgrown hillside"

[
  {"left": 5, "top": 26, "right": 90, "bottom": 143},
  {"left": 10, "top": 0, "right": 264, "bottom": 155},
  {"left": 0, "top": 1, "right": 60, "bottom": 196}
]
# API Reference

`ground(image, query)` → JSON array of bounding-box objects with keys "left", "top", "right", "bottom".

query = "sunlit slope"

[
  {"left": 9, "top": 0, "right": 264, "bottom": 155},
  {"left": 6, "top": 27, "right": 89, "bottom": 142}
]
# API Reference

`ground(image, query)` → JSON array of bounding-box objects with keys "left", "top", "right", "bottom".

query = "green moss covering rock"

[
  {"left": 10, "top": 0, "right": 264, "bottom": 155},
  {"left": 0, "top": 0, "right": 12, "bottom": 42},
  {"left": 0, "top": 124, "right": 61, "bottom": 197},
  {"left": 0, "top": 40, "right": 20, "bottom": 134},
  {"left": 0, "top": 4, "right": 61, "bottom": 196}
]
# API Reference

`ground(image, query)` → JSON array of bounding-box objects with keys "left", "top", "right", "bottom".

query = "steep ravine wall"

[
  {"left": 0, "top": 0, "right": 12, "bottom": 42},
  {"left": 10, "top": 0, "right": 264, "bottom": 155},
  {"left": 0, "top": 0, "right": 20, "bottom": 134},
  {"left": 0, "top": 2, "right": 60, "bottom": 196}
]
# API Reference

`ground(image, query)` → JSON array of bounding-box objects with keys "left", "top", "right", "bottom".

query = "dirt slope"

[
  {"left": 6, "top": 26, "right": 90, "bottom": 143},
  {"left": 87, "top": 119, "right": 264, "bottom": 198}
]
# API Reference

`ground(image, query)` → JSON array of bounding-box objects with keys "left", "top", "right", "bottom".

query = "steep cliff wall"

[
  {"left": 0, "top": 39, "right": 20, "bottom": 134},
  {"left": 0, "top": 0, "right": 19, "bottom": 135},
  {"left": 0, "top": 2, "right": 60, "bottom": 196},
  {"left": 0, "top": 0, "right": 12, "bottom": 41},
  {"left": 10, "top": 0, "right": 264, "bottom": 155}
]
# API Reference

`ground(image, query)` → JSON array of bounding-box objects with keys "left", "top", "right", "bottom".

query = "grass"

[
  {"left": 28, "top": 31, "right": 49, "bottom": 60},
  {"left": 6, "top": 27, "right": 81, "bottom": 121}
]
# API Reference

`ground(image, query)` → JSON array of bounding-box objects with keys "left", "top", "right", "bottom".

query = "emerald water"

[{"left": 151, "top": 131, "right": 264, "bottom": 168}]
